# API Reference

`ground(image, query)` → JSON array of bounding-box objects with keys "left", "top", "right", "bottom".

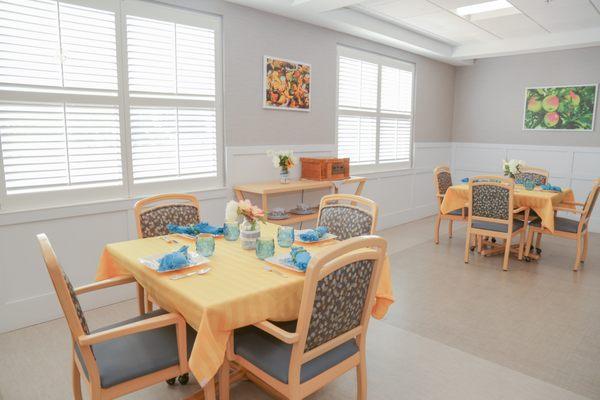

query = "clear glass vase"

[
  {"left": 280, "top": 168, "right": 290, "bottom": 184},
  {"left": 240, "top": 218, "right": 261, "bottom": 250}
]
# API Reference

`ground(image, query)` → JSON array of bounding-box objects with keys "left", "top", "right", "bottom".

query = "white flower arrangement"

[
  {"left": 266, "top": 150, "right": 297, "bottom": 171},
  {"left": 503, "top": 159, "right": 523, "bottom": 178},
  {"left": 225, "top": 200, "right": 239, "bottom": 223}
]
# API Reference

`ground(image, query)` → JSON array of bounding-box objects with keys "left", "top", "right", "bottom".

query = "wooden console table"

[{"left": 233, "top": 177, "right": 366, "bottom": 226}]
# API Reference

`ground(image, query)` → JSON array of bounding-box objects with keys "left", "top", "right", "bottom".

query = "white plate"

[
  {"left": 139, "top": 251, "right": 209, "bottom": 273},
  {"left": 172, "top": 233, "right": 223, "bottom": 240},
  {"left": 264, "top": 255, "right": 306, "bottom": 273},
  {"left": 294, "top": 229, "right": 337, "bottom": 243}
]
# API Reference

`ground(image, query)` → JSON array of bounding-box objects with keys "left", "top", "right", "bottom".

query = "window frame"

[
  {"left": 0, "top": 0, "right": 224, "bottom": 211},
  {"left": 335, "top": 45, "right": 416, "bottom": 173}
]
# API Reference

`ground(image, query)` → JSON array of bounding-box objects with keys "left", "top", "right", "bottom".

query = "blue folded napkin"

[
  {"left": 167, "top": 222, "right": 224, "bottom": 236},
  {"left": 541, "top": 184, "right": 562, "bottom": 192},
  {"left": 158, "top": 245, "right": 190, "bottom": 272},
  {"left": 461, "top": 177, "right": 469, "bottom": 183},
  {"left": 289, "top": 246, "right": 311, "bottom": 271},
  {"left": 299, "top": 226, "right": 328, "bottom": 242}
]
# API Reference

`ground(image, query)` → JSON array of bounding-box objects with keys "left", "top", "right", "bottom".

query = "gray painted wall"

[
  {"left": 159, "top": 0, "right": 456, "bottom": 146},
  {"left": 453, "top": 46, "right": 600, "bottom": 147}
]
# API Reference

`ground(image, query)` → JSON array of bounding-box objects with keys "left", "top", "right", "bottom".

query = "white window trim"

[
  {"left": 0, "top": 0, "right": 224, "bottom": 211},
  {"left": 335, "top": 45, "right": 416, "bottom": 174}
]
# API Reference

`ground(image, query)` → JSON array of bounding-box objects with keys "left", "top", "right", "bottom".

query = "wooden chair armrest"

[
  {"left": 560, "top": 200, "right": 585, "bottom": 207},
  {"left": 554, "top": 206, "right": 584, "bottom": 214},
  {"left": 75, "top": 275, "right": 135, "bottom": 295},
  {"left": 253, "top": 321, "right": 299, "bottom": 344},
  {"left": 78, "top": 312, "right": 185, "bottom": 346}
]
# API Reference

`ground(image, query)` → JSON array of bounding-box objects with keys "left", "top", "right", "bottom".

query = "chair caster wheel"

[
  {"left": 536, "top": 248, "right": 542, "bottom": 255},
  {"left": 470, "top": 246, "right": 475, "bottom": 252},
  {"left": 166, "top": 378, "right": 176, "bottom": 386},
  {"left": 524, "top": 256, "right": 531, "bottom": 262},
  {"left": 178, "top": 373, "right": 189, "bottom": 385},
  {"left": 491, "top": 238, "right": 496, "bottom": 243}
]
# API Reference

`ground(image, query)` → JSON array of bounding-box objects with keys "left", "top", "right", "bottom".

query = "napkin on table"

[
  {"left": 289, "top": 246, "right": 311, "bottom": 271},
  {"left": 167, "top": 222, "right": 224, "bottom": 236},
  {"left": 541, "top": 184, "right": 562, "bottom": 192},
  {"left": 158, "top": 245, "right": 190, "bottom": 272},
  {"left": 299, "top": 226, "right": 328, "bottom": 242}
]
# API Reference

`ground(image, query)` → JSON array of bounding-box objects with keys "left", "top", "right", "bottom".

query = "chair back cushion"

[
  {"left": 304, "top": 259, "right": 374, "bottom": 352},
  {"left": 63, "top": 272, "right": 90, "bottom": 334},
  {"left": 436, "top": 171, "right": 453, "bottom": 195},
  {"left": 514, "top": 172, "right": 547, "bottom": 186},
  {"left": 139, "top": 204, "right": 200, "bottom": 238},
  {"left": 471, "top": 184, "right": 510, "bottom": 220},
  {"left": 318, "top": 205, "right": 373, "bottom": 240}
]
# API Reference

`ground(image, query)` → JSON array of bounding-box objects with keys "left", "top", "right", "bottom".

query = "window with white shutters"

[
  {"left": 336, "top": 46, "right": 414, "bottom": 170},
  {"left": 0, "top": 0, "right": 222, "bottom": 208}
]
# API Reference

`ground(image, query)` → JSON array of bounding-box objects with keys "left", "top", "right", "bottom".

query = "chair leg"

[
  {"left": 502, "top": 237, "right": 511, "bottom": 271},
  {"left": 72, "top": 357, "right": 82, "bottom": 400},
  {"left": 434, "top": 214, "right": 441, "bottom": 244},
  {"left": 144, "top": 292, "right": 153, "bottom": 313},
  {"left": 464, "top": 230, "right": 471, "bottom": 264},
  {"left": 219, "top": 357, "right": 230, "bottom": 400},
  {"left": 477, "top": 235, "right": 482, "bottom": 253},
  {"left": 525, "top": 228, "right": 535, "bottom": 258},
  {"left": 357, "top": 353, "right": 367, "bottom": 400},
  {"left": 448, "top": 220, "right": 453, "bottom": 238},
  {"left": 518, "top": 231, "right": 525, "bottom": 261},
  {"left": 582, "top": 231, "right": 589, "bottom": 262},
  {"left": 535, "top": 232, "right": 543, "bottom": 253},
  {"left": 203, "top": 378, "right": 216, "bottom": 400},
  {"left": 574, "top": 235, "right": 582, "bottom": 271}
]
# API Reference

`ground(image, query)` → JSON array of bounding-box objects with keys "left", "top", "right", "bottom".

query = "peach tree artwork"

[
  {"left": 524, "top": 85, "right": 597, "bottom": 131},
  {"left": 264, "top": 56, "right": 310, "bottom": 111}
]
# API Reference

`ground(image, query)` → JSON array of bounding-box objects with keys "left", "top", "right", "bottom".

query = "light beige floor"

[{"left": 0, "top": 217, "right": 598, "bottom": 400}]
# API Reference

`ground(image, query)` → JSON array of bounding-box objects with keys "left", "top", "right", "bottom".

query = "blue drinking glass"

[
  {"left": 524, "top": 180, "right": 535, "bottom": 191},
  {"left": 224, "top": 222, "right": 240, "bottom": 241},
  {"left": 196, "top": 236, "right": 215, "bottom": 257},
  {"left": 256, "top": 238, "right": 275, "bottom": 260},
  {"left": 277, "top": 226, "right": 294, "bottom": 248}
]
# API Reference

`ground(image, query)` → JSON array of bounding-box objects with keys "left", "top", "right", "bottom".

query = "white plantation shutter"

[
  {"left": 125, "top": 8, "right": 219, "bottom": 184},
  {"left": 337, "top": 46, "right": 414, "bottom": 169},
  {"left": 0, "top": 102, "right": 122, "bottom": 193}
]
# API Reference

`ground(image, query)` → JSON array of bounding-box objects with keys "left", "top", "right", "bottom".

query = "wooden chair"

[
  {"left": 134, "top": 193, "right": 201, "bottom": 312},
  {"left": 433, "top": 165, "right": 467, "bottom": 244},
  {"left": 223, "top": 235, "right": 387, "bottom": 400},
  {"left": 317, "top": 194, "right": 378, "bottom": 239},
  {"left": 463, "top": 176, "right": 530, "bottom": 271},
  {"left": 37, "top": 233, "right": 195, "bottom": 400},
  {"left": 514, "top": 165, "right": 549, "bottom": 186},
  {"left": 525, "top": 178, "right": 599, "bottom": 271}
]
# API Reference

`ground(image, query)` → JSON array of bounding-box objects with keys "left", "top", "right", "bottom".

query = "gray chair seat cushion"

[
  {"left": 234, "top": 321, "right": 358, "bottom": 384},
  {"left": 471, "top": 219, "right": 524, "bottom": 233},
  {"left": 532, "top": 217, "right": 583, "bottom": 233},
  {"left": 76, "top": 309, "right": 196, "bottom": 388},
  {"left": 446, "top": 209, "right": 463, "bottom": 216}
]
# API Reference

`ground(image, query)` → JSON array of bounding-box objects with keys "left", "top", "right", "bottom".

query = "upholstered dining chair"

[
  {"left": 525, "top": 178, "right": 599, "bottom": 271},
  {"left": 464, "top": 176, "right": 530, "bottom": 271},
  {"left": 514, "top": 165, "right": 549, "bottom": 186},
  {"left": 433, "top": 165, "right": 467, "bottom": 244},
  {"left": 223, "top": 235, "right": 387, "bottom": 400},
  {"left": 37, "top": 234, "right": 196, "bottom": 400},
  {"left": 134, "top": 193, "right": 201, "bottom": 312},
  {"left": 316, "top": 194, "right": 378, "bottom": 240}
]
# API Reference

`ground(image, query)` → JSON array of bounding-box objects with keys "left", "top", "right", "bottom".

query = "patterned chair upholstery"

[
  {"left": 436, "top": 170, "right": 453, "bottom": 195},
  {"left": 139, "top": 204, "right": 200, "bottom": 238},
  {"left": 63, "top": 271, "right": 90, "bottom": 334},
  {"left": 318, "top": 205, "right": 373, "bottom": 240},
  {"left": 304, "top": 259, "right": 374, "bottom": 351},
  {"left": 514, "top": 171, "right": 548, "bottom": 186},
  {"left": 471, "top": 185, "right": 510, "bottom": 220}
]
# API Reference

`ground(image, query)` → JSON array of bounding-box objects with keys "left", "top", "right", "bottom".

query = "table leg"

[
  {"left": 355, "top": 180, "right": 366, "bottom": 196},
  {"left": 136, "top": 283, "right": 145, "bottom": 316},
  {"left": 234, "top": 189, "right": 245, "bottom": 202}
]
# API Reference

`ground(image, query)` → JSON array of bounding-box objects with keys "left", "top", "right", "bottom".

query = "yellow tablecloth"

[
  {"left": 95, "top": 223, "right": 394, "bottom": 386},
  {"left": 440, "top": 184, "right": 574, "bottom": 232}
]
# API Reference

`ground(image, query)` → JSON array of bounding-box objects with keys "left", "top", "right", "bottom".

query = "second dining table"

[
  {"left": 441, "top": 183, "right": 575, "bottom": 232},
  {"left": 95, "top": 222, "right": 394, "bottom": 393}
]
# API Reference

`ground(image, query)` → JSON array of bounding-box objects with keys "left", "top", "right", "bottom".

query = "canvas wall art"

[
  {"left": 263, "top": 56, "right": 310, "bottom": 111},
  {"left": 523, "top": 85, "right": 597, "bottom": 131}
]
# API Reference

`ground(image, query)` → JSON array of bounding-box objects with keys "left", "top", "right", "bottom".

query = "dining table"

[
  {"left": 95, "top": 222, "right": 394, "bottom": 396},
  {"left": 440, "top": 184, "right": 575, "bottom": 232}
]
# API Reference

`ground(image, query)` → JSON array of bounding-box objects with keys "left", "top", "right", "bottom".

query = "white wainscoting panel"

[{"left": 451, "top": 142, "right": 600, "bottom": 233}]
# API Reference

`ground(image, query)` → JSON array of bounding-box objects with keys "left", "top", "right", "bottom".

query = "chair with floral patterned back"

[
  {"left": 525, "top": 178, "right": 599, "bottom": 271},
  {"left": 464, "top": 176, "right": 530, "bottom": 271},
  {"left": 134, "top": 194, "right": 200, "bottom": 312},
  {"left": 37, "top": 234, "right": 196, "bottom": 400},
  {"left": 433, "top": 165, "right": 467, "bottom": 244},
  {"left": 228, "top": 235, "right": 387, "bottom": 400},
  {"left": 514, "top": 165, "right": 549, "bottom": 186},
  {"left": 316, "top": 194, "right": 378, "bottom": 240}
]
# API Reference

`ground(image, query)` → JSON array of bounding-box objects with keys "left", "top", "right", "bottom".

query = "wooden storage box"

[{"left": 300, "top": 157, "right": 350, "bottom": 181}]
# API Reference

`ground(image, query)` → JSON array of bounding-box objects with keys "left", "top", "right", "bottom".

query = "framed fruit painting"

[
  {"left": 523, "top": 85, "right": 597, "bottom": 131},
  {"left": 263, "top": 56, "right": 310, "bottom": 111}
]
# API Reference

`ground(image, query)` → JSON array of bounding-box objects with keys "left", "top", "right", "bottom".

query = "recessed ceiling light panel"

[{"left": 456, "top": 0, "right": 515, "bottom": 17}]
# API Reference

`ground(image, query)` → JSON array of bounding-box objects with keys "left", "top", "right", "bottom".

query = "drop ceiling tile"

[
  {"left": 472, "top": 13, "right": 547, "bottom": 38},
  {"left": 429, "top": 0, "right": 490, "bottom": 10},
  {"left": 358, "top": 0, "right": 441, "bottom": 19},
  {"left": 510, "top": 0, "right": 600, "bottom": 32},
  {"left": 402, "top": 10, "right": 499, "bottom": 43}
]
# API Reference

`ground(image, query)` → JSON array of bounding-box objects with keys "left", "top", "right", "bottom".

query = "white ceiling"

[{"left": 224, "top": 0, "right": 600, "bottom": 65}]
